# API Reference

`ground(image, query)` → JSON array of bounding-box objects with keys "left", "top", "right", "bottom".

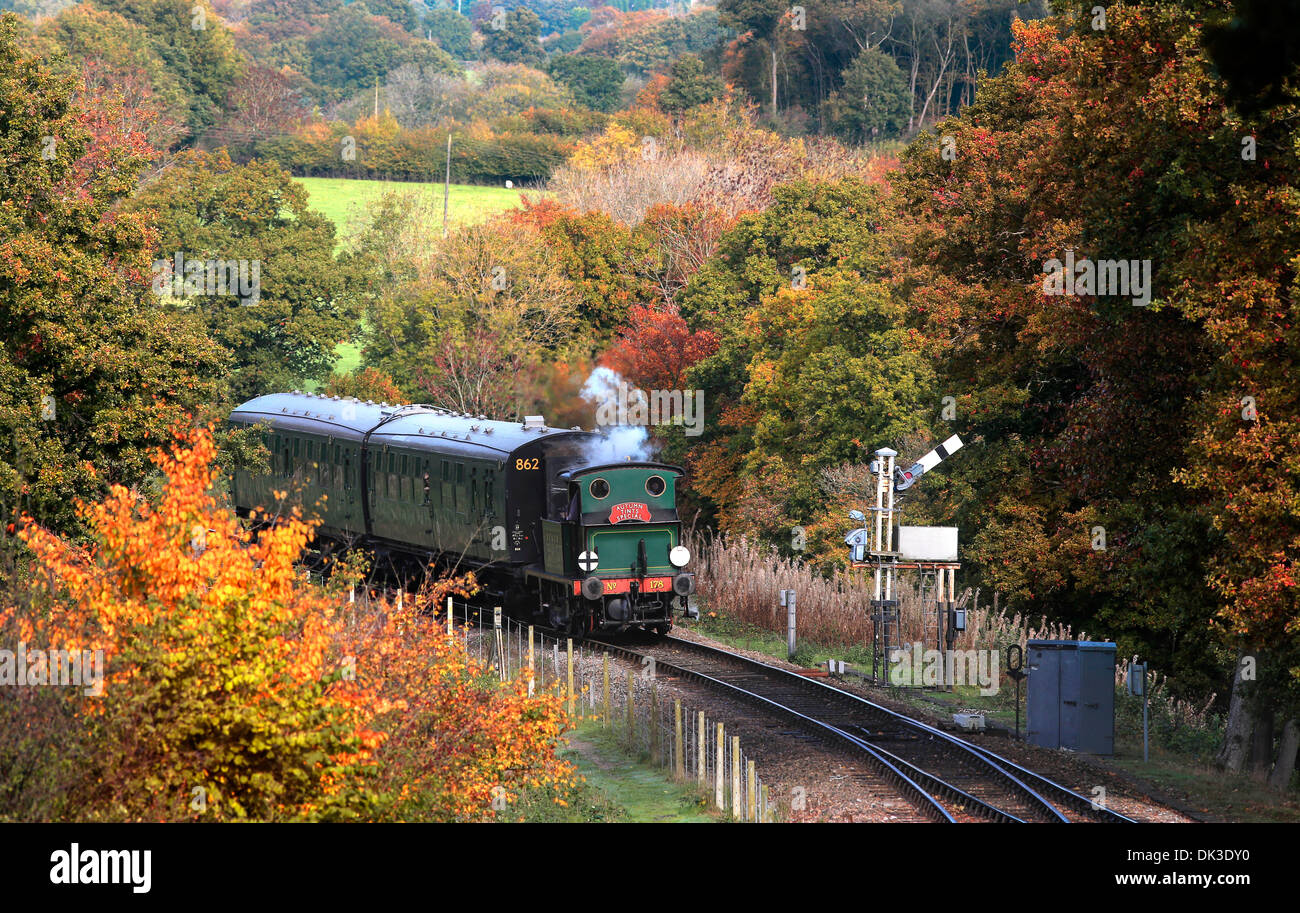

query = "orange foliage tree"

[{"left": 3, "top": 426, "right": 573, "bottom": 821}]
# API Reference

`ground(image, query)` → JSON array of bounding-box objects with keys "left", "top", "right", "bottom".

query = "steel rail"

[
  {"left": 609, "top": 634, "right": 1135, "bottom": 822},
  {"left": 591, "top": 638, "right": 955, "bottom": 823}
]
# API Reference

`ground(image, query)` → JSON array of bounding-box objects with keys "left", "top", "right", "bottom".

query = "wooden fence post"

[
  {"left": 674, "top": 701, "right": 684, "bottom": 779},
  {"left": 527, "top": 625, "right": 535, "bottom": 696},
  {"left": 697, "top": 712, "right": 706, "bottom": 786},
  {"left": 731, "top": 736, "right": 741, "bottom": 820},
  {"left": 626, "top": 670, "right": 635, "bottom": 744},
  {"left": 747, "top": 760, "right": 756, "bottom": 822},
  {"left": 566, "top": 638, "right": 574, "bottom": 717},
  {"left": 714, "top": 723, "right": 724, "bottom": 810},
  {"left": 493, "top": 607, "right": 504, "bottom": 681},
  {"left": 602, "top": 653, "right": 610, "bottom": 726},
  {"left": 446, "top": 596, "right": 453, "bottom": 637}
]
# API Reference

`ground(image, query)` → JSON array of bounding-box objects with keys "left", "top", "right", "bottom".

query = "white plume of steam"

[{"left": 580, "top": 366, "right": 655, "bottom": 463}]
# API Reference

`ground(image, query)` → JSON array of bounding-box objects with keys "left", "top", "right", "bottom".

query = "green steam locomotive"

[{"left": 227, "top": 392, "right": 694, "bottom": 636}]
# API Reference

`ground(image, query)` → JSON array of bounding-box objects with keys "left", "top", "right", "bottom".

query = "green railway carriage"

[{"left": 227, "top": 392, "right": 693, "bottom": 636}]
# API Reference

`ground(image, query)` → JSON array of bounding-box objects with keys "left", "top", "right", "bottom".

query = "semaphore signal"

[
  {"left": 893, "top": 434, "right": 963, "bottom": 491},
  {"left": 850, "top": 435, "right": 967, "bottom": 683}
]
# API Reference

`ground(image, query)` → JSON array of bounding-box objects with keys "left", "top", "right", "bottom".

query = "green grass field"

[
  {"left": 295, "top": 176, "right": 536, "bottom": 384},
  {"left": 295, "top": 176, "right": 531, "bottom": 240}
]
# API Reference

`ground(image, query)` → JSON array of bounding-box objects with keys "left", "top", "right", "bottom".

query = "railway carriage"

[{"left": 227, "top": 391, "right": 693, "bottom": 636}]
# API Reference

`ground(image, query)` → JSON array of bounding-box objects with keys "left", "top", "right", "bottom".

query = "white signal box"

[{"left": 894, "top": 526, "right": 958, "bottom": 562}]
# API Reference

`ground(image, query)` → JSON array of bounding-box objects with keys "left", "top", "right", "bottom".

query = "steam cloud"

[{"left": 580, "top": 366, "right": 654, "bottom": 463}]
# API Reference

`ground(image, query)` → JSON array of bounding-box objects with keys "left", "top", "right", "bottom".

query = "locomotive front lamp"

[{"left": 669, "top": 545, "right": 690, "bottom": 567}]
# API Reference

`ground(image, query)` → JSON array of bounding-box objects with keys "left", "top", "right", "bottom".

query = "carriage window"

[{"left": 442, "top": 461, "right": 450, "bottom": 482}]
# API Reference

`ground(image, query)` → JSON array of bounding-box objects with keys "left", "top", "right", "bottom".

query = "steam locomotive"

[{"left": 227, "top": 392, "right": 694, "bottom": 636}]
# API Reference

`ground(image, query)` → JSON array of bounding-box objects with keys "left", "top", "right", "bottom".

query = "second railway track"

[{"left": 589, "top": 633, "right": 1136, "bottom": 824}]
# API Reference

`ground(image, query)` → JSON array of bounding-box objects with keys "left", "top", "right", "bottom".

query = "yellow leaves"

[
  {"left": 568, "top": 122, "right": 641, "bottom": 171},
  {"left": 5, "top": 425, "right": 574, "bottom": 821}
]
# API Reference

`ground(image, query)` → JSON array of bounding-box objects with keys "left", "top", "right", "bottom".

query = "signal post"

[{"left": 847, "top": 436, "right": 965, "bottom": 686}]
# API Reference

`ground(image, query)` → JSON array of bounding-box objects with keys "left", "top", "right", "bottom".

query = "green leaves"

[
  {"left": 125, "top": 149, "right": 365, "bottom": 402},
  {"left": 0, "top": 16, "right": 226, "bottom": 536}
]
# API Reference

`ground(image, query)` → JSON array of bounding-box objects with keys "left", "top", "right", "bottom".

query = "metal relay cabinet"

[{"left": 1025, "top": 640, "right": 1117, "bottom": 755}]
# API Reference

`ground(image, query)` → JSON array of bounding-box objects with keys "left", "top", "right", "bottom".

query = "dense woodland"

[{"left": 2, "top": 0, "right": 1299, "bottom": 818}]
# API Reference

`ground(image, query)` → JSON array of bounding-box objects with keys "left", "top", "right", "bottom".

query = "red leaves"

[{"left": 600, "top": 302, "right": 719, "bottom": 392}]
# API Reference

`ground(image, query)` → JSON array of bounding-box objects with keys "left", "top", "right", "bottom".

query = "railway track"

[{"left": 589, "top": 633, "right": 1136, "bottom": 824}]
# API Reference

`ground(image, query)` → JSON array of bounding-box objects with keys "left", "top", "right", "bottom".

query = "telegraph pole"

[{"left": 442, "top": 133, "right": 452, "bottom": 238}]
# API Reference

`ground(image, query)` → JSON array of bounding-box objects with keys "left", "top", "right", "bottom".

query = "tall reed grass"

[{"left": 687, "top": 531, "right": 1079, "bottom": 652}]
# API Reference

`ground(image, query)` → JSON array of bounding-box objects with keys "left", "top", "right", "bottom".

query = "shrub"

[{"left": 0, "top": 427, "right": 574, "bottom": 821}]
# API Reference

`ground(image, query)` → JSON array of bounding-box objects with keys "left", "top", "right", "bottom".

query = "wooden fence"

[{"left": 430, "top": 595, "right": 776, "bottom": 822}]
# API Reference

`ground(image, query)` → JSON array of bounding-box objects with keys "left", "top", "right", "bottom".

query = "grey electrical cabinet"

[{"left": 1025, "top": 640, "right": 1116, "bottom": 755}]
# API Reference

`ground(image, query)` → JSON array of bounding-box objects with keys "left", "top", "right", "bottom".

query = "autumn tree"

[
  {"left": 363, "top": 0, "right": 418, "bottom": 33},
  {"left": 35, "top": 3, "right": 190, "bottom": 147},
  {"left": 421, "top": 6, "right": 472, "bottom": 57},
  {"left": 824, "top": 47, "right": 910, "bottom": 140},
  {"left": 516, "top": 198, "right": 660, "bottom": 344},
  {"left": 208, "top": 65, "right": 312, "bottom": 155},
  {"left": 717, "top": 0, "right": 785, "bottom": 113},
  {"left": 479, "top": 6, "right": 545, "bottom": 67},
  {"left": 1, "top": 426, "right": 574, "bottom": 820},
  {"left": 893, "top": 1, "right": 1300, "bottom": 781},
  {"left": 357, "top": 206, "right": 579, "bottom": 417},
  {"left": 670, "top": 177, "right": 930, "bottom": 537},
  {"left": 91, "top": 0, "right": 245, "bottom": 133},
  {"left": 321, "top": 367, "right": 403, "bottom": 403},
  {"left": 0, "top": 13, "right": 227, "bottom": 537},
  {"left": 307, "top": 2, "right": 459, "bottom": 98},
  {"left": 546, "top": 52, "right": 625, "bottom": 112},
  {"left": 600, "top": 303, "right": 719, "bottom": 393},
  {"left": 125, "top": 149, "right": 367, "bottom": 402},
  {"left": 659, "top": 54, "right": 725, "bottom": 115}
]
